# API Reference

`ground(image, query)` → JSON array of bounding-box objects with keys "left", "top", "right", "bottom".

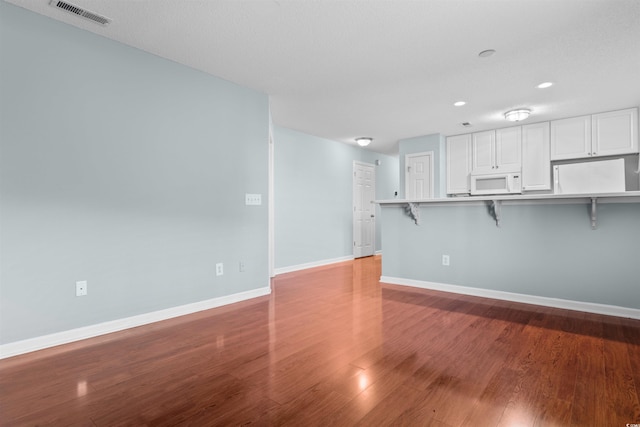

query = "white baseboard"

[
  {"left": 375, "top": 250, "right": 382, "bottom": 255},
  {"left": 380, "top": 276, "right": 640, "bottom": 320},
  {"left": 274, "top": 255, "right": 354, "bottom": 275},
  {"left": 0, "top": 286, "right": 271, "bottom": 360}
]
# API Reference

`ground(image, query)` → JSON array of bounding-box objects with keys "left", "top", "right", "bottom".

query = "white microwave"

[{"left": 470, "top": 172, "right": 522, "bottom": 195}]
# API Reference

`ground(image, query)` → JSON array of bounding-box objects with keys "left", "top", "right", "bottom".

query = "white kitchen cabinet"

[
  {"left": 495, "top": 126, "right": 522, "bottom": 173},
  {"left": 550, "top": 115, "right": 591, "bottom": 160},
  {"left": 592, "top": 108, "right": 638, "bottom": 157},
  {"left": 551, "top": 109, "right": 639, "bottom": 160},
  {"left": 471, "top": 130, "right": 495, "bottom": 173},
  {"left": 521, "top": 122, "right": 551, "bottom": 191},
  {"left": 472, "top": 128, "right": 521, "bottom": 174},
  {"left": 446, "top": 134, "right": 472, "bottom": 194}
]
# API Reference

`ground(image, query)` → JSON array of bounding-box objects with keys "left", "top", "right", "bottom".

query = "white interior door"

[
  {"left": 405, "top": 152, "right": 434, "bottom": 199},
  {"left": 353, "top": 162, "right": 375, "bottom": 258}
]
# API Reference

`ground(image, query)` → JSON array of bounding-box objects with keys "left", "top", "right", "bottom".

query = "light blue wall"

[
  {"left": 274, "top": 127, "right": 399, "bottom": 269},
  {"left": 398, "top": 133, "right": 446, "bottom": 198},
  {"left": 381, "top": 202, "right": 640, "bottom": 310},
  {"left": 0, "top": 2, "right": 269, "bottom": 344}
]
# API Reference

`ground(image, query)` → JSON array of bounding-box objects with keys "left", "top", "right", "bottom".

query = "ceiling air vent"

[
  {"left": 50, "top": 0, "right": 111, "bottom": 25},
  {"left": 462, "top": 122, "right": 472, "bottom": 127}
]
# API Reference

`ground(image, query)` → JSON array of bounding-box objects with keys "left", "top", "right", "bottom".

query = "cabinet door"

[
  {"left": 446, "top": 134, "right": 471, "bottom": 194},
  {"left": 521, "top": 122, "right": 551, "bottom": 191},
  {"left": 550, "top": 115, "right": 591, "bottom": 160},
  {"left": 495, "top": 126, "right": 522, "bottom": 173},
  {"left": 472, "top": 130, "right": 495, "bottom": 173},
  {"left": 592, "top": 108, "right": 638, "bottom": 157}
]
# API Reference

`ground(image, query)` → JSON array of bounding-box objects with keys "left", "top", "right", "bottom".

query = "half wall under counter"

[{"left": 375, "top": 192, "right": 640, "bottom": 318}]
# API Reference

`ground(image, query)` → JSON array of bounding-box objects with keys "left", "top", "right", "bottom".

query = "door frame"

[
  {"left": 268, "top": 126, "right": 275, "bottom": 278},
  {"left": 405, "top": 151, "right": 434, "bottom": 199}
]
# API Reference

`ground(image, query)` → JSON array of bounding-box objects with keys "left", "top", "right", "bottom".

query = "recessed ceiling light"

[
  {"left": 537, "top": 82, "right": 553, "bottom": 89},
  {"left": 454, "top": 101, "right": 466, "bottom": 107},
  {"left": 355, "top": 137, "right": 372, "bottom": 147},
  {"left": 478, "top": 49, "right": 496, "bottom": 58}
]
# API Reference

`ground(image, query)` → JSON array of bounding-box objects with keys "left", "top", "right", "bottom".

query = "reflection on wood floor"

[{"left": 1, "top": 255, "right": 639, "bottom": 426}]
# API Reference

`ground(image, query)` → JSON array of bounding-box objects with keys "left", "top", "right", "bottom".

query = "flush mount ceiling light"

[
  {"left": 355, "top": 137, "right": 373, "bottom": 147},
  {"left": 454, "top": 101, "right": 466, "bottom": 106},
  {"left": 504, "top": 109, "right": 531, "bottom": 122},
  {"left": 537, "top": 82, "right": 553, "bottom": 89},
  {"left": 478, "top": 49, "right": 496, "bottom": 58}
]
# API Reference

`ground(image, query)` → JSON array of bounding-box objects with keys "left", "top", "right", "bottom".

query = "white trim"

[
  {"left": 268, "top": 106, "right": 275, "bottom": 278},
  {"left": 380, "top": 276, "right": 640, "bottom": 320},
  {"left": 274, "top": 255, "right": 354, "bottom": 275},
  {"left": 375, "top": 250, "right": 383, "bottom": 255},
  {"left": 0, "top": 286, "right": 271, "bottom": 359}
]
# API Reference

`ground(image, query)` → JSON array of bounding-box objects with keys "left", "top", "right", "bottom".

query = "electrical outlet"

[
  {"left": 216, "top": 263, "right": 224, "bottom": 276},
  {"left": 76, "top": 280, "right": 87, "bottom": 296},
  {"left": 442, "top": 255, "right": 450, "bottom": 266},
  {"left": 239, "top": 261, "right": 246, "bottom": 272}
]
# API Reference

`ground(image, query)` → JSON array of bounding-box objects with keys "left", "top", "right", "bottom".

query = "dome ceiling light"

[
  {"left": 355, "top": 137, "right": 373, "bottom": 147},
  {"left": 504, "top": 109, "right": 531, "bottom": 122}
]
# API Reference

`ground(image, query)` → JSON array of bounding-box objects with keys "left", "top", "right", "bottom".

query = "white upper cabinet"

[
  {"left": 446, "top": 134, "right": 472, "bottom": 194},
  {"left": 550, "top": 115, "right": 591, "bottom": 160},
  {"left": 521, "top": 122, "right": 551, "bottom": 191},
  {"left": 592, "top": 108, "right": 638, "bottom": 157},
  {"left": 550, "top": 108, "right": 638, "bottom": 160},
  {"left": 495, "top": 126, "right": 522, "bottom": 173},
  {"left": 472, "top": 128, "right": 521, "bottom": 174},
  {"left": 471, "top": 130, "right": 495, "bottom": 173}
]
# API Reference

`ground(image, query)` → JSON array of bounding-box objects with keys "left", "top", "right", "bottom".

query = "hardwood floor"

[{"left": 1, "top": 256, "right": 639, "bottom": 426}]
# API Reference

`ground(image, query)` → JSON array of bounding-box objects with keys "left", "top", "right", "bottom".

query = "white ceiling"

[{"left": 6, "top": 0, "right": 640, "bottom": 155}]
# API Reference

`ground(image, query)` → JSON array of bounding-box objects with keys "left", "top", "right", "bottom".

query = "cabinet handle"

[
  {"left": 588, "top": 152, "right": 592, "bottom": 156},
  {"left": 593, "top": 152, "right": 596, "bottom": 155}
]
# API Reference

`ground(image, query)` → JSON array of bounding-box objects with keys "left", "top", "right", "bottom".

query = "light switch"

[{"left": 245, "top": 193, "right": 262, "bottom": 205}]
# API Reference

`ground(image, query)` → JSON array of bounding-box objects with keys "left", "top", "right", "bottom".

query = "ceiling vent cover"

[{"left": 50, "top": 0, "right": 111, "bottom": 25}]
